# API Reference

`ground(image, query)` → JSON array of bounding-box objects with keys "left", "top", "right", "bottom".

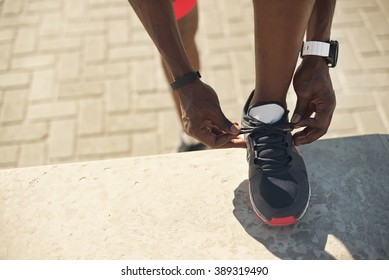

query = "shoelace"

[{"left": 240, "top": 122, "right": 292, "bottom": 174}]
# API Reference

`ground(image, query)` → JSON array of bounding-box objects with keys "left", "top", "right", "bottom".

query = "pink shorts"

[{"left": 173, "top": 0, "right": 197, "bottom": 20}]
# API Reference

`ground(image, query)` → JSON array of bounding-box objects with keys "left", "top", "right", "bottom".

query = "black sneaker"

[{"left": 241, "top": 92, "right": 310, "bottom": 226}]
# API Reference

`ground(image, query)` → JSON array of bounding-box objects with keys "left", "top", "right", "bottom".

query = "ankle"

[{"left": 249, "top": 90, "right": 287, "bottom": 108}]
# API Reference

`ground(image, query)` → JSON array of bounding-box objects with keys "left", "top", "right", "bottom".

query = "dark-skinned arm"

[
  {"left": 292, "top": 0, "right": 337, "bottom": 145},
  {"left": 128, "top": 0, "right": 243, "bottom": 148}
]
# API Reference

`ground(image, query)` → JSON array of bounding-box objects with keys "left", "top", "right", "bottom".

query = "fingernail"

[
  {"left": 230, "top": 124, "right": 240, "bottom": 134},
  {"left": 291, "top": 114, "right": 301, "bottom": 124}
]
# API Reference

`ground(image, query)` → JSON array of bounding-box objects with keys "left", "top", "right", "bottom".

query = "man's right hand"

[{"left": 177, "top": 80, "right": 245, "bottom": 149}]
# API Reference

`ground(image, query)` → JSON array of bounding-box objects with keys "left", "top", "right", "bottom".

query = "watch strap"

[
  {"left": 170, "top": 71, "right": 201, "bottom": 91},
  {"left": 301, "top": 41, "right": 330, "bottom": 57}
]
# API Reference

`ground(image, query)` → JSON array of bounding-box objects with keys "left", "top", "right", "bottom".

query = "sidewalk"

[{"left": 1, "top": 0, "right": 389, "bottom": 168}]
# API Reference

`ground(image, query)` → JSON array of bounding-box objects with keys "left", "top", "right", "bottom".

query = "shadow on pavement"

[{"left": 233, "top": 135, "right": 389, "bottom": 260}]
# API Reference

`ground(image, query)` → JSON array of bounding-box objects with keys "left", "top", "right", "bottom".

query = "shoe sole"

[{"left": 248, "top": 181, "right": 311, "bottom": 226}]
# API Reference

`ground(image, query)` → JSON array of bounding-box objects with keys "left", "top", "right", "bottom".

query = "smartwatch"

[{"left": 300, "top": 40, "right": 339, "bottom": 67}]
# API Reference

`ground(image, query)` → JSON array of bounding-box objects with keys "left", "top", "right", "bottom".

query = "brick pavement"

[{"left": 0, "top": 0, "right": 388, "bottom": 168}]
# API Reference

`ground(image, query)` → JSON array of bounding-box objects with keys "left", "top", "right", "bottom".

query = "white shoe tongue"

[{"left": 248, "top": 103, "right": 285, "bottom": 124}]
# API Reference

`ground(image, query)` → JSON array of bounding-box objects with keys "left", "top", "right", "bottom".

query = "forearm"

[
  {"left": 306, "top": 0, "right": 336, "bottom": 41},
  {"left": 128, "top": 0, "right": 193, "bottom": 79}
]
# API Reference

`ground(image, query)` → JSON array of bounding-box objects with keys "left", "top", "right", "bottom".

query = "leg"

[
  {"left": 241, "top": 0, "right": 316, "bottom": 226},
  {"left": 251, "top": 0, "right": 315, "bottom": 108}
]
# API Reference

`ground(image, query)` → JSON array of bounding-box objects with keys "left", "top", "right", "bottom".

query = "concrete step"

[{"left": 1, "top": 134, "right": 388, "bottom": 259}]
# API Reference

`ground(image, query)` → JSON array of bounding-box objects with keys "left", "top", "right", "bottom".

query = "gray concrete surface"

[
  {"left": 1, "top": 134, "right": 388, "bottom": 259},
  {"left": 1, "top": 0, "right": 389, "bottom": 168}
]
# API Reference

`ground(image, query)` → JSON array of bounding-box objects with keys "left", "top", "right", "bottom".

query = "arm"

[
  {"left": 128, "top": 0, "right": 243, "bottom": 148},
  {"left": 129, "top": 1, "right": 192, "bottom": 78},
  {"left": 292, "top": 0, "right": 337, "bottom": 145}
]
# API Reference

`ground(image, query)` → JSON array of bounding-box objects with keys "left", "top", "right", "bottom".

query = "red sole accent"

[{"left": 255, "top": 213, "right": 298, "bottom": 226}]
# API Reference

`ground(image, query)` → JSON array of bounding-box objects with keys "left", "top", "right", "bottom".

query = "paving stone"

[
  {"left": 1, "top": 0, "right": 23, "bottom": 15},
  {"left": 0, "top": 44, "right": 11, "bottom": 70},
  {"left": 378, "top": 0, "right": 389, "bottom": 16},
  {"left": 78, "top": 99, "right": 103, "bottom": 135},
  {"left": 106, "top": 112, "right": 157, "bottom": 133},
  {"left": 328, "top": 112, "right": 357, "bottom": 131},
  {"left": 109, "top": 45, "right": 155, "bottom": 61},
  {"left": 208, "top": 35, "right": 252, "bottom": 53},
  {"left": 28, "top": 101, "right": 77, "bottom": 120},
  {"left": 49, "top": 120, "right": 75, "bottom": 159},
  {"left": 106, "top": 79, "right": 130, "bottom": 112},
  {"left": 88, "top": 5, "right": 130, "bottom": 21},
  {"left": 11, "top": 54, "right": 55, "bottom": 69},
  {"left": 336, "top": 41, "right": 361, "bottom": 71},
  {"left": 40, "top": 13, "right": 63, "bottom": 36},
  {"left": 25, "top": 0, "right": 61, "bottom": 13},
  {"left": 39, "top": 36, "right": 82, "bottom": 52},
  {"left": 201, "top": 11, "right": 224, "bottom": 36},
  {"left": 13, "top": 27, "right": 37, "bottom": 54},
  {"left": 59, "top": 82, "right": 104, "bottom": 98},
  {"left": 131, "top": 59, "right": 156, "bottom": 92},
  {"left": 77, "top": 135, "right": 130, "bottom": 156},
  {"left": 132, "top": 91, "right": 174, "bottom": 111},
  {"left": 354, "top": 110, "right": 387, "bottom": 134},
  {"left": 0, "top": 89, "right": 27, "bottom": 123},
  {"left": 157, "top": 110, "right": 181, "bottom": 153},
  {"left": 108, "top": 19, "right": 129, "bottom": 45},
  {"left": 363, "top": 10, "right": 389, "bottom": 36},
  {"left": 84, "top": 62, "right": 128, "bottom": 81},
  {"left": 0, "top": 14, "right": 40, "bottom": 28},
  {"left": 0, "top": 145, "right": 18, "bottom": 165},
  {"left": 58, "top": 52, "right": 80, "bottom": 81},
  {"left": 64, "top": 21, "right": 106, "bottom": 36},
  {"left": 372, "top": 91, "right": 389, "bottom": 128},
  {"left": 85, "top": 35, "right": 106, "bottom": 62},
  {"left": 19, "top": 142, "right": 46, "bottom": 167},
  {"left": 339, "top": 72, "right": 389, "bottom": 89},
  {"left": 0, "top": 123, "right": 48, "bottom": 143},
  {"left": 336, "top": 93, "right": 375, "bottom": 111},
  {"left": 209, "top": 68, "right": 240, "bottom": 103},
  {"left": 30, "top": 69, "right": 54, "bottom": 101},
  {"left": 0, "top": 29, "right": 14, "bottom": 42},
  {"left": 64, "top": 0, "right": 86, "bottom": 19},
  {"left": 346, "top": 27, "right": 379, "bottom": 54},
  {"left": 131, "top": 131, "right": 159, "bottom": 157},
  {"left": 356, "top": 54, "right": 389, "bottom": 70},
  {"left": 0, "top": 72, "right": 29, "bottom": 88}
]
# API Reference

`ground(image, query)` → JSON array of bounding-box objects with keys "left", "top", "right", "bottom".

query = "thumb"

[
  {"left": 292, "top": 94, "right": 310, "bottom": 124},
  {"left": 214, "top": 113, "right": 240, "bottom": 135}
]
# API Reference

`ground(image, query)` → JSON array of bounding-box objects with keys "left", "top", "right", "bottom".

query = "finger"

[
  {"left": 294, "top": 117, "right": 318, "bottom": 129},
  {"left": 193, "top": 124, "right": 236, "bottom": 148},
  {"left": 214, "top": 133, "right": 244, "bottom": 148},
  {"left": 293, "top": 127, "right": 326, "bottom": 146},
  {"left": 292, "top": 93, "right": 311, "bottom": 124},
  {"left": 219, "top": 138, "right": 246, "bottom": 149}
]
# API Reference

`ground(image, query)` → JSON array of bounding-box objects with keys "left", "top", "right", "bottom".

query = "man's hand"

[
  {"left": 177, "top": 80, "right": 245, "bottom": 148},
  {"left": 291, "top": 56, "right": 336, "bottom": 145}
]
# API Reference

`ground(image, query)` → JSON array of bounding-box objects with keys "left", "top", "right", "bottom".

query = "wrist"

[
  {"left": 170, "top": 71, "right": 201, "bottom": 91},
  {"left": 300, "top": 56, "right": 329, "bottom": 71}
]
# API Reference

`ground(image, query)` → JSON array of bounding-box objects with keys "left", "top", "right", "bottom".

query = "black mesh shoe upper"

[{"left": 241, "top": 92, "right": 310, "bottom": 223}]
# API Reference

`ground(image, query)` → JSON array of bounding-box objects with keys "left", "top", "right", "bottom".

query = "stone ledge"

[{"left": 1, "top": 134, "right": 388, "bottom": 260}]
